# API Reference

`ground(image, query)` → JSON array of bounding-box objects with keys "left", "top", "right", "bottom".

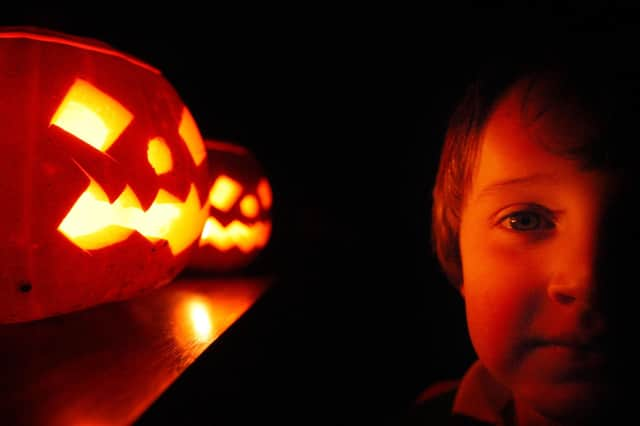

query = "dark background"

[{"left": 4, "top": 4, "right": 637, "bottom": 425}]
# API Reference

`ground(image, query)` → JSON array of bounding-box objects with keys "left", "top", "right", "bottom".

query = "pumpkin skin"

[
  {"left": 0, "top": 27, "right": 210, "bottom": 323},
  {"left": 187, "top": 140, "right": 272, "bottom": 272}
]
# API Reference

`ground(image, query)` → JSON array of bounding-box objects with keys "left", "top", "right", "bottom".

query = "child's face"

[{"left": 458, "top": 79, "right": 618, "bottom": 421}]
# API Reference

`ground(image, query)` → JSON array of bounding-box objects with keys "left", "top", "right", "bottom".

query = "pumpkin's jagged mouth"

[
  {"left": 199, "top": 217, "right": 271, "bottom": 253},
  {"left": 58, "top": 177, "right": 208, "bottom": 255}
]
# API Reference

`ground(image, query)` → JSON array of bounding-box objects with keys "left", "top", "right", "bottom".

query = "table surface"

[{"left": 0, "top": 274, "right": 272, "bottom": 426}]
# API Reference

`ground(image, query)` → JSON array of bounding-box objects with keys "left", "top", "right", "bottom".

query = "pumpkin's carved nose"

[{"left": 240, "top": 194, "right": 259, "bottom": 218}]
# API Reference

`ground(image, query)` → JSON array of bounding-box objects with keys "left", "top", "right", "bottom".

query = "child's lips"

[
  {"left": 543, "top": 336, "right": 606, "bottom": 352},
  {"left": 524, "top": 334, "right": 611, "bottom": 380},
  {"left": 528, "top": 330, "right": 609, "bottom": 351},
  {"left": 539, "top": 341, "right": 607, "bottom": 361}
]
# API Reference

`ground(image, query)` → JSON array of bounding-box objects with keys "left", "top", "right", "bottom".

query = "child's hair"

[{"left": 431, "top": 42, "right": 639, "bottom": 286}]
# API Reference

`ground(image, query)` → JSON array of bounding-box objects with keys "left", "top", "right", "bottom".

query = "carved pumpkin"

[
  {"left": 0, "top": 27, "right": 210, "bottom": 323},
  {"left": 187, "top": 140, "right": 272, "bottom": 272}
]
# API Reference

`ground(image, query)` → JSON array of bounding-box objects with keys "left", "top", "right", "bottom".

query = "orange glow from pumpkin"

[
  {"left": 208, "top": 176, "right": 243, "bottom": 212},
  {"left": 147, "top": 137, "right": 173, "bottom": 174},
  {"left": 199, "top": 217, "right": 271, "bottom": 252},
  {"left": 58, "top": 178, "right": 207, "bottom": 255},
  {"left": 240, "top": 195, "right": 259, "bottom": 218},
  {"left": 172, "top": 296, "right": 218, "bottom": 358},
  {"left": 50, "top": 79, "right": 133, "bottom": 153},
  {"left": 257, "top": 178, "right": 272, "bottom": 210},
  {"left": 178, "top": 107, "right": 206, "bottom": 166},
  {"left": 172, "top": 285, "right": 266, "bottom": 356},
  {"left": 187, "top": 300, "right": 213, "bottom": 342}
]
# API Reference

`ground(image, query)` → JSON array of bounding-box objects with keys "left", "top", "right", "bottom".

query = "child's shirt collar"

[{"left": 452, "top": 360, "right": 513, "bottom": 424}]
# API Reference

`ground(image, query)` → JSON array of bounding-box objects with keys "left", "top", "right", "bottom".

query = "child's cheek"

[{"left": 463, "top": 238, "right": 549, "bottom": 379}]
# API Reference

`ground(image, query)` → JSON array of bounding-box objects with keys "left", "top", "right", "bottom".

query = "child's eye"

[{"left": 499, "top": 210, "right": 555, "bottom": 232}]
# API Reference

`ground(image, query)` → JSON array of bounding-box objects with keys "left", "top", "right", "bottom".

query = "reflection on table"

[{"left": 0, "top": 275, "right": 271, "bottom": 426}]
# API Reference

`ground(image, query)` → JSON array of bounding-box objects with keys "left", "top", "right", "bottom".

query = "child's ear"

[{"left": 458, "top": 283, "right": 465, "bottom": 298}]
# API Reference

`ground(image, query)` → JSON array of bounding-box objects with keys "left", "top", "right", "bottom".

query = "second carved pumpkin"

[{"left": 187, "top": 140, "right": 272, "bottom": 272}]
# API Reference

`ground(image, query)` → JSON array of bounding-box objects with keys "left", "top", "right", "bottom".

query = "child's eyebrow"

[{"left": 475, "top": 173, "right": 558, "bottom": 200}]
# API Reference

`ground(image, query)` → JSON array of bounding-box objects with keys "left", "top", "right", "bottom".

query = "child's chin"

[{"left": 516, "top": 380, "right": 614, "bottom": 423}]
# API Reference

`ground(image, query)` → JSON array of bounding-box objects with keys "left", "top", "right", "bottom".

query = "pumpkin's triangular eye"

[
  {"left": 257, "top": 178, "right": 272, "bottom": 210},
  {"left": 178, "top": 107, "right": 206, "bottom": 166},
  {"left": 209, "top": 175, "right": 243, "bottom": 212},
  {"left": 50, "top": 78, "right": 133, "bottom": 153}
]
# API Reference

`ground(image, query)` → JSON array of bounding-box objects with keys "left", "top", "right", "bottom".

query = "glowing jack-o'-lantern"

[
  {"left": 187, "top": 140, "right": 272, "bottom": 272},
  {"left": 0, "top": 27, "right": 210, "bottom": 324}
]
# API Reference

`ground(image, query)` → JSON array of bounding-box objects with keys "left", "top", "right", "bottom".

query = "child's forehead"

[
  {"left": 495, "top": 74, "right": 592, "bottom": 123},
  {"left": 471, "top": 116, "right": 618, "bottom": 213},
  {"left": 474, "top": 77, "right": 601, "bottom": 188},
  {"left": 485, "top": 75, "right": 599, "bottom": 156}
]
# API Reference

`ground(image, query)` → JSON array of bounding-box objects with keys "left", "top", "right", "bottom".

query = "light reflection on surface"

[
  {"left": 0, "top": 275, "right": 271, "bottom": 426},
  {"left": 172, "top": 289, "right": 261, "bottom": 364},
  {"left": 188, "top": 300, "right": 213, "bottom": 341}
]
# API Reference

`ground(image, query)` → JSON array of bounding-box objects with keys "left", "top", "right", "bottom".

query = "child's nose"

[
  {"left": 547, "top": 184, "right": 633, "bottom": 315},
  {"left": 546, "top": 234, "right": 601, "bottom": 309},
  {"left": 547, "top": 267, "right": 597, "bottom": 308},
  {"left": 546, "top": 244, "right": 607, "bottom": 336}
]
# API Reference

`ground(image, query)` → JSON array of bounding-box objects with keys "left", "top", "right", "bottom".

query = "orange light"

[
  {"left": 240, "top": 195, "right": 259, "bottom": 218},
  {"left": 199, "top": 217, "right": 271, "bottom": 252},
  {"left": 147, "top": 137, "right": 173, "bottom": 175},
  {"left": 257, "top": 178, "right": 272, "bottom": 210},
  {"left": 172, "top": 287, "right": 266, "bottom": 359},
  {"left": 50, "top": 79, "right": 133, "bottom": 153},
  {"left": 208, "top": 176, "right": 243, "bottom": 212},
  {"left": 172, "top": 296, "right": 217, "bottom": 359},
  {"left": 178, "top": 107, "right": 206, "bottom": 166},
  {"left": 58, "top": 177, "right": 207, "bottom": 255},
  {"left": 187, "top": 300, "right": 213, "bottom": 342}
]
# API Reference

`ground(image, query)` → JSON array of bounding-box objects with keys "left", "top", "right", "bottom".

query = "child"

[{"left": 407, "top": 43, "right": 635, "bottom": 425}]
